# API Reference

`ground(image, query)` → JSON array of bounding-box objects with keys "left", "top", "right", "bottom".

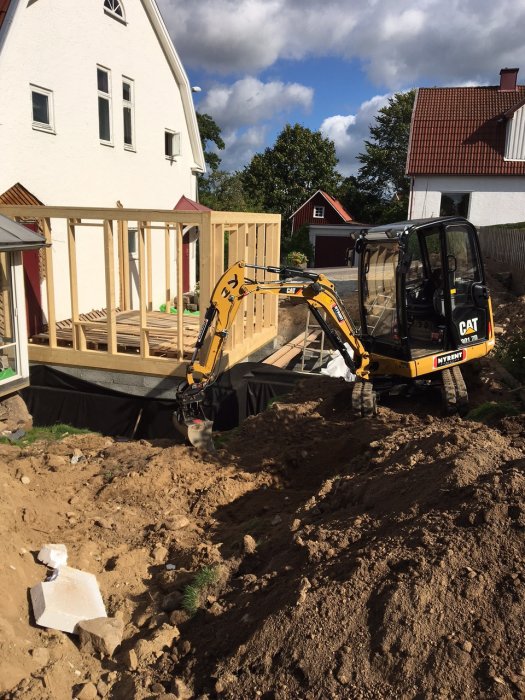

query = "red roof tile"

[
  {"left": 319, "top": 191, "right": 354, "bottom": 222},
  {"left": 173, "top": 195, "right": 211, "bottom": 211},
  {"left": 0, "top": 182, "right": 43, "bottom": 206},
  {"left": 407, "top": 85, "right": 525, "bottom": 175}
]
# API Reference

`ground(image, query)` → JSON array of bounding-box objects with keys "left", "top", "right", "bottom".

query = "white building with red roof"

[{"left": 407, "top": 68, "right": 525, "bottom": 226}]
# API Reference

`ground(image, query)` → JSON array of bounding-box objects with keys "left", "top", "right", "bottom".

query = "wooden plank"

[
  {"left": 103, "top": 219, "right": 117, "bottom": 355},
  {"left": 263, "top": 330, "right": 320, "bottom": 367},
  {"left": 138, "top": 221, "right": 149, "bottom": 358},
  {"left": 67, "top": 219, "right": 82, "bottom": 350},
  {"left": 245, "top": 223, "right": 257, "bottom": 341},
  {"left": 254, "top": 223, "right": 265, "bottom": 334},
  {"left": 198, "top": 212, "right": 213, "bottom": 319},
  {"left": 164, "top": 223, "right": 171, "bottom": 312},
  {"left": 146, "top": 222, "right": 152, "bottom": 311},
  {"left": 42, "top": 218, "right": 57, "bottom": 348},
  {"left": 176, "top": 223, "right": 184, "bottom": 360}
]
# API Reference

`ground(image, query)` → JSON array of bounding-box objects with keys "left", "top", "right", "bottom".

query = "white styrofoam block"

[
  {"left": 37, "top": 543, "right": 68, "bottom": 569},
  {"left": 30, "top": 566, "right": 107, "bottom": 634}
]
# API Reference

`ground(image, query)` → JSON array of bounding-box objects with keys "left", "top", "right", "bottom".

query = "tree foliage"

[
  {"left": 198, "top": 170, "right": 260, "bottom": 212},
  {"left": 197, "top": 112, "right": 225, "bottom": 173},
  {"left": 353, "top": 90, "right": 416, "bottom": 224},
  {"left": 241, "top": 123, "right": 341, "bottom": 233}
]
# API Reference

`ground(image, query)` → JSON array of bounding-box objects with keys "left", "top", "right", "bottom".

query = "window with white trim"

[
  {"left": 165, "top": 130, "right": 180, "bottom": 160},
  {"left": 30, "top": 85, "right": 54, "bottom": 133},
  {"left": 97, "top": 66, "right": 112, "bottom": 144},
  {"left": 122, "top": 78, "right": 134, "bottom": 150},
  {"left": 313, "top": 205, "right": 325, "bottom": 218},
  {"left": 104, "top": 0, "right": 126, "bottom": 22}
]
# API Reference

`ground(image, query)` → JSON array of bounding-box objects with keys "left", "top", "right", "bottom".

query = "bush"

[
  {"left": 494, "top": 328, "right": 525, "bottom": 382},
  {"left": 285, "top": 250, "right": 308, "bottom": 267}
]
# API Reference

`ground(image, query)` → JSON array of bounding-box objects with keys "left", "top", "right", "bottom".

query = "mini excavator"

[{"left": 174, "top": 216, "right": 495, "bottom": 448}]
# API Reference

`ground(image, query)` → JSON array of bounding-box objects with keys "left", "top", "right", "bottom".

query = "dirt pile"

[{"left": 0, "top": 374, "right": 524, "bottom": 699}]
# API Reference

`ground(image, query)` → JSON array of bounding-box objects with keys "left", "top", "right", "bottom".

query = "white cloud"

[
  {"left": 321, "top": 95, "right": 390, "bottom": 175},
  {"left": 219, "top": 126, "right": 268, "bottom": 172},
  {"left": 158, "top": 0, "right": 525, "bottom": 89},
  {"left": 198, "top": 77, "right": 313, "bottom": 131}
]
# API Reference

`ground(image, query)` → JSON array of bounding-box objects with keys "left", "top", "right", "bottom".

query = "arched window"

[{"left": 104, "top": 0, "right": 125, "bottom": 22}]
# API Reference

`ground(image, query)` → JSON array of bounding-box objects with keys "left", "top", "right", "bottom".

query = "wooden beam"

[
  {"left": 42, "top": 218, "right": 57, "bottom": 348},
  {"left": 176, "top": 223, "right": 184, "bottom": 360},
  {"left": 138, "top": 221, "right": 149, "bottom": 358},
  {"left": 164, "top": 223, "right": 171, "bottom": 312},
  {"left": 67, "top": 219, "right": 82, "bottom": 350},
  {"left": 103, "top": 219, "right": 117, "bottom": 355},
  {"left": 146, "top": 222, "right": 152, "bottom": 311}
]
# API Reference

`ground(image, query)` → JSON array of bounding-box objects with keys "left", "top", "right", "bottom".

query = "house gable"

[
  {"left": 290, "top": 190, "right": 354, "bottom": 232},
  {"left": 407, "top": 79, "right": 525, "bottom": 176}
]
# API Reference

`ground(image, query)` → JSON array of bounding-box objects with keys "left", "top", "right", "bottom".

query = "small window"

[
  {"left": 165, "top": 130, "right": 181, "bottom": 159},
  {"left": 97, "top": 66, "right": 112, "bottom": 145},
  {"left": 104, "top": 0, "right": 126, "bottom": 22},
  {"left": 440, "top": 193, "right": 470, "bottom": 218},
  {"left": 122, "top": 78, "right": 134, "bottom": 150},
  {"left": 313, "top": 206, "right": 325, "bottom": 218},
  {"left": 30, "top": 85, "right": 54, "bottom": 133}
]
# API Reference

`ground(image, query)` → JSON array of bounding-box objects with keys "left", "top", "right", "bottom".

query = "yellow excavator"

[{"left": 175, "top": 216, "right": 495, "bottom": 448}]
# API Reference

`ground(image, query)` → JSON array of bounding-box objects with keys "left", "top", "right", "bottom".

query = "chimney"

[{"left": 499, "top": 67, "right": 519, "bottom": 91}]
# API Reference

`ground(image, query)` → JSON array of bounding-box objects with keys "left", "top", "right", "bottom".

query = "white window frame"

[
  {"left": 165, "top": 129, "right": 181, "bottom": 160},
  {"left": 30, "top": 84, "right": 55, "bottom": 134},
  {"left": 0, "top": 252, "right": 29, "bottom": 394},
  {"left": 313, "top": 205, "right": 325, "bottom": 218},
  {"left": 104, "top": 0, "right": 126, "bottom": 23},
  {"left": 97, "top": 66, "right": 113, "bottom": 146},
  {"left": 122, "top": 77, "right": 135, "bottom": 151}
]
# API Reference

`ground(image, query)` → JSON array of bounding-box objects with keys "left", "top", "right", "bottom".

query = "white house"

[
  {"left": 407, "top": 68, "right": 525, "bottom": 227},
  {"left": 0, "top": 0, "right": 205, "bottom": 321}
]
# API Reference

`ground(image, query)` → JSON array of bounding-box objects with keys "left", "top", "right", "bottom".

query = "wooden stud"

[
  {"left": 67, "top": 219, "right": 83, "bottom": 350},
  {"left": 176, "top": 223, "right": 184, "bottom": 360},
  {"left": 138, "top": 221, "right": 149, "bottom": 358},
  {"left": 164, "top": 223, "right": 171, "bottom": 312},
  {"left": 42, "top": 218, "right": 57, "bottom": 348},
  {"left": 103, "top": 219, "right": 117, "bottom": 355}
]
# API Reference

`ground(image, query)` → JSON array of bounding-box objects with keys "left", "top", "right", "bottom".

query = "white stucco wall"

[
  {"left": 408, "top": 175, "right": 525, "bottom": 226},
  {"left": 0, "top": 0, "right": 203, "bottom": 319}
]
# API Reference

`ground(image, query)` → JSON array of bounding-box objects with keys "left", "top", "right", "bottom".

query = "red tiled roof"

[
  {"left": 0, "top": 182, "right": 43, "bottom": 206},
  {"left": 0, "top": 0, "right": 12, "bottom": 32},
  {"left": 407, "top": 85, "right": 525, "bottom": 175},
  {"left": 173, "top": 195, "right": 211, "bottom": 211},
  {"left": 319, "top": 191, "right": 353, "bottom": 222}
]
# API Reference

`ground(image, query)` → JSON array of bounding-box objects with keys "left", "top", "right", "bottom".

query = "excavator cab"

[{"left": 357, "top": 217, "right": 494, "bottom": 400}]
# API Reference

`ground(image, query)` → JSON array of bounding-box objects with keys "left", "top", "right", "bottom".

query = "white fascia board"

[
  {"left": 143, "top": 0, "right": 206, "bottom": 173},
  {"left": 0, "top": 0, "right": 20, "bottom": 53},
  {"left": 288, "top": 189, "right": 323, "bottom": 219}
]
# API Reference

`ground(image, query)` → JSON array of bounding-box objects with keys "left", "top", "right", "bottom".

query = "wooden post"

[
  {"left": 245, "top": 222, "right": 256, "bottom": 341},
  {"left": 146, "top": 222, "right": 152, "bottom": 311},
  {"left": 175, "top": 223, "right": 184, "bottom": 360},
  {"left": 67, "top": 219, "right": 83, "bottom": 350},
  {"left": 42, "top": 218, "right": 57, "bottom": 348},
  {"left": 138, "top": 221, "right": 149, "bottom": 358},
  {"left": 199, "top": 213, "right": 212, "bottom": 318},
  {"left": 103, "top": 219, "right": 117, "bottom": 355},
  {"left": 255, "top": 222, "right": 265, "bottom": 334},
  {"left": 164, "top": 223, "right": 171, "bottom": 313}
]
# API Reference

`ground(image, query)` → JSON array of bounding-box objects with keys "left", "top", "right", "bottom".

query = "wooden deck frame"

[{"left": 0, "top": 205, "right": 281, "bottom": 377}]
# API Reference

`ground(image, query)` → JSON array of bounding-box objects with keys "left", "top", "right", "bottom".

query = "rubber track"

[
  {"left": 441, "top": 366, "right": 469, "bottom": 415},
  {"left": 452, "top": 365, "right": 469, "bottom": 415},
  {"left": 351, "top": 381, "right": 377, "bottom": 418}
]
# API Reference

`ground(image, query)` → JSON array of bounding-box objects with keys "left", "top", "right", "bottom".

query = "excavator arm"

[{"left": 174, "top": 261, "right": 372, "bottom": 448}]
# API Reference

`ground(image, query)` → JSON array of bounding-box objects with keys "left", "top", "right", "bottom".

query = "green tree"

[
  {"left": 241, "top": 123, "right": 341, "bottom": 234},
  {"left": 199, "top": 170, "right": 260, "bottom": 212},
  {"left": 355, "top": 90, "right": 416, "bottom": 224},
  {"left": 197, "top": 112, "right": 225, "bottom": 173}
]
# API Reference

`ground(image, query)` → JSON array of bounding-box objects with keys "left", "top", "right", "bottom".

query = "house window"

[
  {"left": 439, "top": 193, "right": 470, "bottom": 218},
  {"left": 0, "top": 254, "right": 22, "bottom": 384},
  {"left": 313, "top": 206, "right": 325, "bottom": 218},
  {"left": 165, "top": 130, "right": 181, "bottom": 160},
  {"left": 104, "top": 0, "right": 126, "bottom": 22},
  {"left": 97, "top": 66, "right": 112, "bottom": 144},
  {"left": 30, "top": 85, "right": 54, "bottom": 133},
  {"left": 122, "top": 78, "right": 134, "bottom": 150}
]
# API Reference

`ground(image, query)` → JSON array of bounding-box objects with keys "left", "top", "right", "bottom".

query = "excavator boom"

[{"left": 174, "top": 261, "right": 372, "bottom": 448}]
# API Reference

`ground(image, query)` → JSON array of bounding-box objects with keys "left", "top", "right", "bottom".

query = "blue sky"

[{"left": 157, "top": 0, "right": 525, "bottom": 176}]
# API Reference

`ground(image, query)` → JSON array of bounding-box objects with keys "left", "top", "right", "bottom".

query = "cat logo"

[{"left": 459, "top": 317, "right": 478, "bottom": 336}]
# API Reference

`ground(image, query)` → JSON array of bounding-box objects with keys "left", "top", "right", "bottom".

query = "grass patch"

[
  {"left": 0, "top": 423, "right": 93, "bottom": 447},
  {"left": 466, "top": 401, "right": 521, "bottom": 424},
  {"left": 182, "top": 566, "right": 220, "bottom": 616}
]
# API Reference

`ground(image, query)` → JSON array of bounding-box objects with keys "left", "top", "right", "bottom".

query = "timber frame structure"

[{"left": 0, "top": 206, "right": 281, "bottom": 378}]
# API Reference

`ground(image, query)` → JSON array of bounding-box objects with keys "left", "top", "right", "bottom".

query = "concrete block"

[
  {"left": 76, "top": 616, "right": 124, "bottom": 656},
  {"left": 30, "top": 566, "right": 106, "bottom": 634}
]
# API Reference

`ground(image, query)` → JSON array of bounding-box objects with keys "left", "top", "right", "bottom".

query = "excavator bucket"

[{"left": 172, "top": 413, "right": 215, "bottom": 451}]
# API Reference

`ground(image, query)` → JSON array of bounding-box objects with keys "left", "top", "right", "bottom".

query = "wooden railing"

[{"left": 0, "top": 206, "right": 281, "bottom": 376}]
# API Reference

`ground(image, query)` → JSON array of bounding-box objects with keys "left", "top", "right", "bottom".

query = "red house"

[{"left": 289, "top": 190, "right": 367, "bottom": 267}]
